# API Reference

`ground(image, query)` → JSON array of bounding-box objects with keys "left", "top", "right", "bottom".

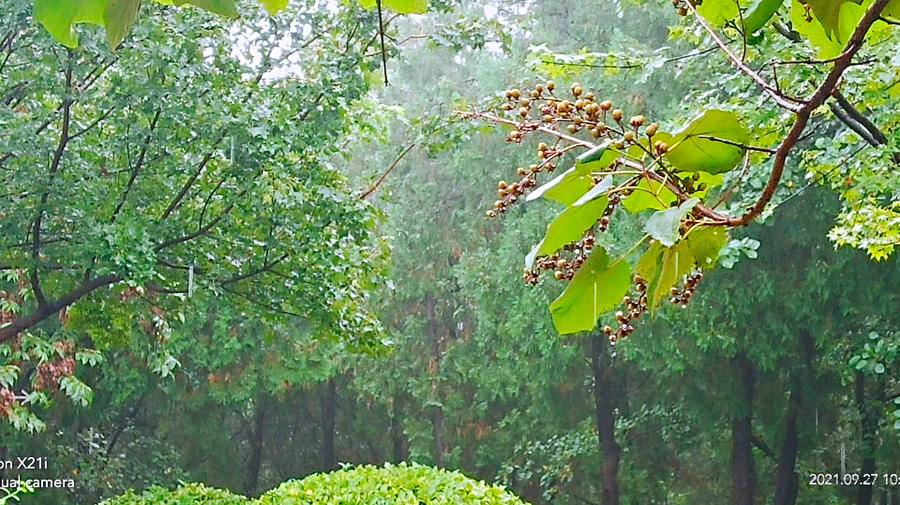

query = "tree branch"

[
  {"left": 726, "top": 0, "right": 891, "bottom": 227},
  {"left": 0, "top": 275, "right": 120, "bottom": 343},
  {"left": 358, "top": 143, "right": 415, "bottom": 200}
]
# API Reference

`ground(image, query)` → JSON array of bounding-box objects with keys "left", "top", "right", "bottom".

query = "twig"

[{"left": 359, "top": 143, "right": 415, "bottom": 200}]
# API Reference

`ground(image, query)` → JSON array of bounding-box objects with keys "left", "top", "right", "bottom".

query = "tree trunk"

[
  {"left": 322, "top": 377, "right": 337, "bottom": 471},
  {"left": 591, "top": 335, "right": 620, "bottom": 505},
  {"left": 389, "top": 395, "right": 408, "bottom": 463},
  {"left": 855, "top": 373, "right": 882, "bottom": 505},
  {"left": 245, "top": 398, "right": 266, "bottom": 495},
  {"left": 425, "top": 294, "right": 446, "bottom": 468},
  {"left": 732, "top": 353, "right": 756, "bottom": 505},
  {"left": 773, "top": 329, "right": 814, "bottom": 505}
]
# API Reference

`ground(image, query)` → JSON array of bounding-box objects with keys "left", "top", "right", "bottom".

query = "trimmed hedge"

[
  {"left": 100, "top": 483, "right": 248, "bottom": 505},
  {"left": 99, "top": 464, "right": 528, "bottom": 505},
  {"left": 260, "top": 463, "right": 527, "bottom": 505}
]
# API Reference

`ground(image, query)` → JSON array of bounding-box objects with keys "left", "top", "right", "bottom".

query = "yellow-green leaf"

[
  {"left": 663, "top": 110, "right": 749, "bottom": 174},
  {"left": 550, "top": 247, "right": 631, "bottom": 335},
  {"left": 34, "top": 0, "right": 106, "bottom": 48},
  {"left": 359, "top": 0, "right": 427, "bottom": 14},
  {"left": 259, "top": 0, "right": 287, "bottom": 14},
  {"left": 104, "top": 0, "right": 141, "bottom": 49}
]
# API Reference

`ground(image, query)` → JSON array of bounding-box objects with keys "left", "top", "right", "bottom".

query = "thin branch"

[
  {"left": 376, "top": 0, "right": 389, "bottom": 85},
  {"left": 358, "top": 143, "right": 415, "bottom": 200},
  {"left": 726, "top": 0, "right": 891, "bottom": 227},
  {"left": 686, "top": 0, "right": 803, "bottom": 111}
]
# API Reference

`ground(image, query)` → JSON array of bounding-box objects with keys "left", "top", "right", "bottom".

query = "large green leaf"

[
  {"left": 359, "top": 0, "right": 427, "bottom": 14},
  {"left": 531, "top": 196, "right": 609, "bottom": 262},
  {"left": 622, "top": 178, "right": 677, "bottom": 213},
  {"left": 574, "top": 141, "right": 617, "bottom": 172},
  {"left": 34, "top": 0, "right": 106, "bottom": 47},
  {"left": 104, "top": 0, "right": 141, "bottom": 48},
  {"left": 550, "top": 247, "right": 631, "bottom": 335},
  {"left": 259, "top": 0, "right": 288, "bottom": 14},
  {"left": 744, "top": 0, "right": 784, "bottom": 33},
  {"left": 790, "top": 0, "right": 867, "bottom": 58},
  {"left": 172, "top": 0, "right": 239, "bottom": 17},
  {"left": 685, "top": 226, "right": 728, "bottom": 269},
  {"left": 636, "top": 240, "right": 695, "bottom": 311},
  {"left": 526, "top": 167, "right": 593, "bottom": 205},
  {"left": 663, "top": 110, "right": 749, "bottom": 174},
  {"left": 644, "top": 198, "right": 700, "bottom": 247},
  {"left": 697, "top": 0, "right": 741, "bottom": 25}
]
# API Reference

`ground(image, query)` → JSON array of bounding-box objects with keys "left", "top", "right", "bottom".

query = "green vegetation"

[{"left": 0, "top": 0, "right": 897, "bottom": 504}]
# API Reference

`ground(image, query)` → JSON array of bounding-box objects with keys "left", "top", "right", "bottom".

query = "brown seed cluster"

[
  {"left": 603, "top": 275, "right": 649, "bottom": 344},
  {"left": 489, "top": 82, "right": 661, "bottom": 220},
  {"left": 0, "top": 388, "right": 16, "bottom": 418},
  {"left": 670, "top": 270, "right": 703, "bottom": 308},
  {"left": 34, "top": 357, "right": 76, "bottom": 391},
  {"left": 523, "top": 233, "right": 595, "bottom": 285},
  {"left": 672, "top": 0, "right": 702, "bottom": 16}
]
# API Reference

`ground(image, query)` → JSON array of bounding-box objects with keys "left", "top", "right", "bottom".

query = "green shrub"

[
  {"left": 98, "top": 464, "right": 528, "bottom": 504},
  {"left": 259, "top": 463, "right": 528, "bottom": 505},
  {"left": 99, "top": 483, "right": 248, "bottom": 505}
]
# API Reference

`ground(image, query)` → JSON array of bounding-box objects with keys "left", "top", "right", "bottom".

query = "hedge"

[{"left": 99, "top": 464, "right": 528, "bottom": 505}]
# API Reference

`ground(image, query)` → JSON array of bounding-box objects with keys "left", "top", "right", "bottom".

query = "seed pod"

[
  {"left": 645, "top": 123, "right": 658, "bottom": 136},
  {"left": 572, "top": 84, "right": 584, "bottom": 96},
  {"left": 630, "top": 115, "right": 645, "bottom": 127},
  {"left": 546, "top": 81, "right": 556, "bottom": 91},
  {"left": 612, "top": 109, "right": 624, "bottom": 122},
  {"left": 623, "top": 131, "right": 636, "bottom": 142},
  {"left": 519, "top": 107, "right": 529, "bottom": 117},
  {"left": 599, "top": 100, "right": 613, "bottom": 111},
  {"left": 567, "top": 124, "right": 578, "bottom": 134}
]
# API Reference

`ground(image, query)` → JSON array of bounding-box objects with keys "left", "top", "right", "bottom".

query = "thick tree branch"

[
  {"left": 726, "top": 0, "right": 890, "bottom": 227},
  {"left": 0, "top": 275, "right": 120, "bottom": 343}
]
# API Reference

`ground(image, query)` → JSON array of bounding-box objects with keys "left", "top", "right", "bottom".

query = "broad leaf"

[
  {"left": 527, "top": 167, "right": 593, "bottom": 205},
  {"left": 622, "top": 178, "right": 677, "bottom": 213},
  {"left": 104, "top": 0, "right": 141, "bottom": 48},
  {"left": 550, "top": 247, "right": 631, "bottom": 335},
  {"left": 685, "top": 226, "right": 728, "bottom": 269},
  {"left": 644, "top": 198, "right": 700, "bottom": 247},
  {"left": 534, "top": 197, "right": 609, "bottom": 259},
  {"left": 663, "top": 110, "right": 750, "bottom": 174},
  {"left": 697, "top": 0, "right": 740, "bottom": 25},
  {"left": 173, "top": 0, "right": 239, "bottom": 17},
  {"left": 359, "top": 0, "right": 427, "bottom": 14},
  {"left": 34, "top": 0, "right": 105, "bottom": 47},
  {"left": 636, "top": 240, "right": 695, "bottom": 311},
  {"left": 573, "top": 176, "right": 613, "bottom": 207},
  {"left": 575, "top": 141, "right": 616, "bottom": 172},
  {"left": 259, "top": 0, "right": 288, "bottom": 14},
  {"left": 744, "top": 0, "right": 783, "bottom": 34}
]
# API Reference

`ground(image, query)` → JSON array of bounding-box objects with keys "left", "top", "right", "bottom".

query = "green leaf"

[
  {"left": 575, "top": 141, "right": 617, "bottom": 172},
  {"left": 697, "top": 0, "right": 741, "bottom": 25},
  {"left": 550, "top": 247, "right": 631, "bottom": 335},
  {"left": 685, "top": 226, "right": 728, "bottom": 269},
  {"left": 791, "top": 0, "right": 868, "bottom": 58},
  {"left": 636, "top": 240, "right": 697, "bottom": 311},
  {"left": 644, "top": 198, "right": 700, "bottom": 247},
  {"left": 104, "top": 0, "right": 141, "bottom": 49},
  {"left": 173, "top": 0, "right": 239, "bottom": 17},
  {"left": 622, "top": 178, "right": 677, "bottom": 213},
  {"left": 258, "top": 0, "right": 288, "bottom": 14},
  {"left": 663, "top": 110, "right": 750, "bottom": 174},
  {"left": 359, "top": 0, "right": 427, "bottom": 14},
  {"left": 527, "top": 167, "right": 593, "bottom": 205},
  {"left": 34, "top": 0, "right": 106, "bottom": 47},
  {"left": 572, "top": 176, "right": 613, "bottom": 207},
  {"left": 744, "top": 0, "right": 784, "bottom": 34},
  {"left": 534, "top": 196, "right": 609, "bottom": 259}
]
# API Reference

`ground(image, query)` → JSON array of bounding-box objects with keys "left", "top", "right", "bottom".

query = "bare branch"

[{"left": 359, "top": 143, "right": 416, "bottom": 200}]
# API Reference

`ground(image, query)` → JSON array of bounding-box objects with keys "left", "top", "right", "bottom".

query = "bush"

[
  {"left": 259, "top": 463, "right": 528, "bottom": 505},
  {"left": 99, "top": 483, "right": 248, "bottom": 505},
  {"left": 98, "top": 464, "right": 528, "bottom": 504}
]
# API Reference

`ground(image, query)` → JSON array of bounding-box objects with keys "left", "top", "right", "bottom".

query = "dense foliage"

[
  {"left": 98, "top": 465, "right": 527, "bottom": 504},
  {"left": 0, "top": 1, "right": 896, "bottom": 505}
]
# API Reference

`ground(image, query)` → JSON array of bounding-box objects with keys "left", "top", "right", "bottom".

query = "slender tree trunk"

[
  {"left": 322, "top": 377, "right": 337, "bottom": 471},
  {"left": 389, "top": 395, "right": 408, "bottom": 463},
  {"left": 591, "top": 335, "right": 620, "bottom": 505},
  {"left": 245, "top": 399, "right": 267, "bottom": 495},
  {"left": 773, "top": 329, "right": 814, "bottom": 505},
  {"left": 732, "top": 353, "right": 756, "bottom": 505},
  {"left": 855, "top": 373, "right": 882, "bottom": 505},
  {"left": 425, "top": 294, "right": 446, "bottom": 468}
]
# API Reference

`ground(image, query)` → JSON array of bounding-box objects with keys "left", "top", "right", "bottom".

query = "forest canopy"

[{"left": 0, "top": 0, "right": 897, "bottom": 504}]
